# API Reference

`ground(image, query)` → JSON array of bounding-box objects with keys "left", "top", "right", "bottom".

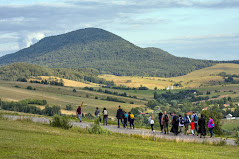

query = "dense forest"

[
  {"left": 0, "top": 62, "right": 114, "bottom": 86},
  {"left": 0, "top": 28, "right": 216, "bottom": 77}
]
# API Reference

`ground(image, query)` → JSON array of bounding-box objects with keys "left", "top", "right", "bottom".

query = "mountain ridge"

[{"left": 0, "top": 28, "right": 216, "bottom": 77}]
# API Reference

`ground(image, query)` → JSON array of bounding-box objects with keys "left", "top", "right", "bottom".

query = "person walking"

[
  {"left": 158, "top": 112, "right": 163, "bottom": 132},
  {"left": 178, "top": 114, "right": 184, "bottom": 134},
  {"left": 76, "top": 105, "right": 82, "bottom": 122},
  {"left": 149, "top": 113, "right": 155, "bottom": 131},
  {"left": 184, "top": 113, "right": 190, "bottom": 135},
  {"left": 95, "top": 107, "right": 100, "bottom": 118},
  {"left": 116, "top": 106, "right": 123, "bottom": 128},
  {"left": 102, "top": 107, "right": 108, "bottom": 126},
  {"left": 128, "top": 112, "right": 135, "bottom": 129},
  {"left": 172, "top": 112, "right": 179, "bottom": 136},
  {"left": 198, "top": 114, "right": 206, "bottom": 138},
  {"left": 191, "top": 112, "right": 198, "bottom": 136},
  {"left": 161, "top": 111, "right": 169, "bottom": 134},
  {"left": 208, "top": 116, "right": 215, "bottom": 138},
  {"left": 123, "top": 111, "right": 128, "bottom": 128}
]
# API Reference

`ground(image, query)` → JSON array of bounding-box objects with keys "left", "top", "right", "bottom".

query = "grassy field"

[
  {"left": 222, "top": 119, "right": 239, "bottom": 131},
  {"left": 99, "top": 63, "right": 239, "bottom": 89},
  {"left": 0, "top": 80, "right": 146, "bottom": 117},
  {"left": 0, "top": 117, "right": 239, "bottom": 159}
]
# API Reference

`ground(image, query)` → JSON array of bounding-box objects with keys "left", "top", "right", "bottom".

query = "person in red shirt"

[
  {"left": 76, "top": 106, "right": 82, "bottom": 122},
  {"left": 190, "top": 120, "right": 195, "bottom": 135}
]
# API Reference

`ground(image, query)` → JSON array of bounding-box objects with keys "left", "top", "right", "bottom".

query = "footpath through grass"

[{"left": 0, "top": 118, "right": 239, "bottom": 159}]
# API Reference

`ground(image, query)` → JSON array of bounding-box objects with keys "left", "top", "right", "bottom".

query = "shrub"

[
  {"left": 27, "top": 86, "right": 33, "bottom": 90},
  {"left": 73, "top": 89, "right": 77, "bottom": 92},
  {"left": 42, "top": 105, "right": 61, "bottom": 116},
  {"left": 50, "top": 115, "right": 72, "bottom": 129},
  {"left": 65, "top": 104, "right": 73, "bottom": 110},
  {"left": 85, "top": 113, "right": 94, "bottom": 120},
  {"left": 201, "top": 110, "right": 223, "bottom": 135},
  {"left": 130, "top": 101, "right": 134, "bottom": 104},
  {"left": 89, "top": 116, "right": 110, "bottom": 134}
]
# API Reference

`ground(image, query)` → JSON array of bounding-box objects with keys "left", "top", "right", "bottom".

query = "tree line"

[{"left": 0, "top": 99, "right": 61, "bottom": 116}]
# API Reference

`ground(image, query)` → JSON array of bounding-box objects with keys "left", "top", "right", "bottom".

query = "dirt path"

[{"left": 3, "top": 115, "right": 236, "bottom": 146}]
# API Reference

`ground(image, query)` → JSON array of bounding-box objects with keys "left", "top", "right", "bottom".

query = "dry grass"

[
  {"left": 29, "top": 76, "right": 99, "bottom": 88},
  {"left": 99, "top": 63, "right": 239, "bottom": 89}
]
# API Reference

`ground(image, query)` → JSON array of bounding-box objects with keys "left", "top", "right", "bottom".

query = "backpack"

[
  {"left": 211, "top": 120, "right": 214, "bottom": 127},
  {"left": 124, "top": 113, "right": 128, "bottom": 118},
  {"left": 164, "top": 114, "right": 169, "bottom": 122},
  {"left": 103, "top": 110, "right": 108, "bottom": 116},
  {"left": 130, "top": 114, "right": 134, "bottom": 119},
  {"left": 150, "top": 119, "right": 154, "bottom": 124},
  {"left": 194, "top": 114, "right": 198, "bottom": 121},
  {"left": 184, "top": 116, "right": 189, "bottom": 124},
  {"left": 180, "top": 117, "right": 185, "bottom": 125}
]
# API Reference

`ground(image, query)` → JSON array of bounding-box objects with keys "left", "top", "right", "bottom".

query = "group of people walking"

[
  {"left": 77, "top": 105, "right": 215, "bottom": 138},
  {"left": 95, "top": 107, "right": 109, "bottom": 125},
  {"left": 94, "top": 105, "right": 135, "bottom": 129},
  {"left": 116, "top": 106, "right": 135, "bottom": 129},
  {"left": 152, "top": 111, "right": 215, "bottom": 138}
]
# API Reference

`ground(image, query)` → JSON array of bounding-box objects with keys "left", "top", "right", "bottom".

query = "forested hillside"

[
  {"left": 0, "top": 28, "right": 215, "bottom": 77},
  {"left": 0, "top": 63, "right": 113, "bottom": 85}
]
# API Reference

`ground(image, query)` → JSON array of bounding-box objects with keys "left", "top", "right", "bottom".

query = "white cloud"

[{"left": 19, "top": 32, "right": 45, "bottom": 48}]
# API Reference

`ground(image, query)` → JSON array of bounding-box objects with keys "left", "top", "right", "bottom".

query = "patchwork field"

[
  {"left": 0, "top": 80, "right": 146, "bottom": 116},
  {"left": 0, "top": 118, "right": 239, "bottom": 159},
  {"left": 30, "top": 76, "right": 100, "bottom": 88},
  {"left": 99, "top": 63, "right": 239, "bottom": 89}
]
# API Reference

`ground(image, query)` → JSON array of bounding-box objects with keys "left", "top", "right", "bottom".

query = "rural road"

[{"left": 3, "top": 115, "right": 236, "bottom": 146}]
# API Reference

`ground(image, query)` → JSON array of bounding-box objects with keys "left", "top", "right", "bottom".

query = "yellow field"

[
  {"left": 99, "top": 63, "right": 239, "bottom": 89},
  {"left": 29, "top": 76, "right": 99, "bottom": 88}
]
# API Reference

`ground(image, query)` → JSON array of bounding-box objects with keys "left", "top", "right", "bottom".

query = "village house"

[{"left": 224, "top": 103, "right": 230, "bottom": 107}]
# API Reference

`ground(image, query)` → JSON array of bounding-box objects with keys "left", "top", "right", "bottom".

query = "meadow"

[
  {"left": 221, "top": 119, "right": 239, "bottom": 131},
  {"left": 0, "top": 117, "right": 239, "bottom": 159},
  {"left": 0, "top": 80, "right": 146, "bottom": 117},
  {"left": 99, "top": 63, "right": 239, "bottom": 89}
]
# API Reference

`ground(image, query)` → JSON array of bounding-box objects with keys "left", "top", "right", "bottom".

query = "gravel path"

[{"left": 3, "top": 115, "right": 236, "bottom": 146}]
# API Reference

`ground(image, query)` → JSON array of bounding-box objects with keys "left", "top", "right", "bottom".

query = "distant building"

[
  {"left": 171, "top": 84, "right": 173, "bottom": 90},
  {"left": 226, "top": 114, "right": 235, "bottom": 120},
  {"left": 202, "top": 107, "right": 208, "bottom": 111},
  {"left": 224, "top": 103, "right": 230, "bottom": 107},
  {"left": 166, "top": 84, "right": 173, "bottom": 90}
]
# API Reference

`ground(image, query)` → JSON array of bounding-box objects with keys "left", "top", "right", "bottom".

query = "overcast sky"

[{"left": 0, "top": 0, "right": 239, "bottom": 60}]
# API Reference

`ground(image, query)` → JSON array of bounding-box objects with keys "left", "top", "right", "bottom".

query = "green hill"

[
  {"left": 0, "top": 63, "right": 114, "bottom": 85},
  {"left": 0, "top": 28, "right": 215, "bottom": 77}
]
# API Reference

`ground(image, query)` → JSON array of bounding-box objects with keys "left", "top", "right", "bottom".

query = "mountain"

[{"left": 0, "top": 28, "right": 215, "bottom": 77}]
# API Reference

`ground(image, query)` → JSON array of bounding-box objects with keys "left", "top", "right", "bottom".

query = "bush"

[
  {"left": 73, "top": 89, "right": 77, "bottom": 92},
  {"left": 42, "top": 105, "right": 61, "bottom": 116},
  {"left": 89, "top": 116, "right": 110, "bottom": 134},
  {"left": 65, "top": 104, "right": 73, "bottom": 110},
  {"left": 130, "top": 101, "right": 134, "bottom": 104},
  {"left": 50, "top": 115, "right": 72, "bottom": 129},
  {"left": 201, "top": 110, "right": 223, "bottom": 135},
  {"left": 27, "top": 86, "right": 33, "bottom": 90},
  {"left": 85, "top": 113, "right": 94, "bottom": 120}
]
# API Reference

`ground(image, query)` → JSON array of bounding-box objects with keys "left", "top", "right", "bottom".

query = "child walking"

[
  {"left": 190, "top": 120, "right": 195, "bottom": 135},
  {"left": 149, "top": 113, "right": 155, "bottom": 131}
]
